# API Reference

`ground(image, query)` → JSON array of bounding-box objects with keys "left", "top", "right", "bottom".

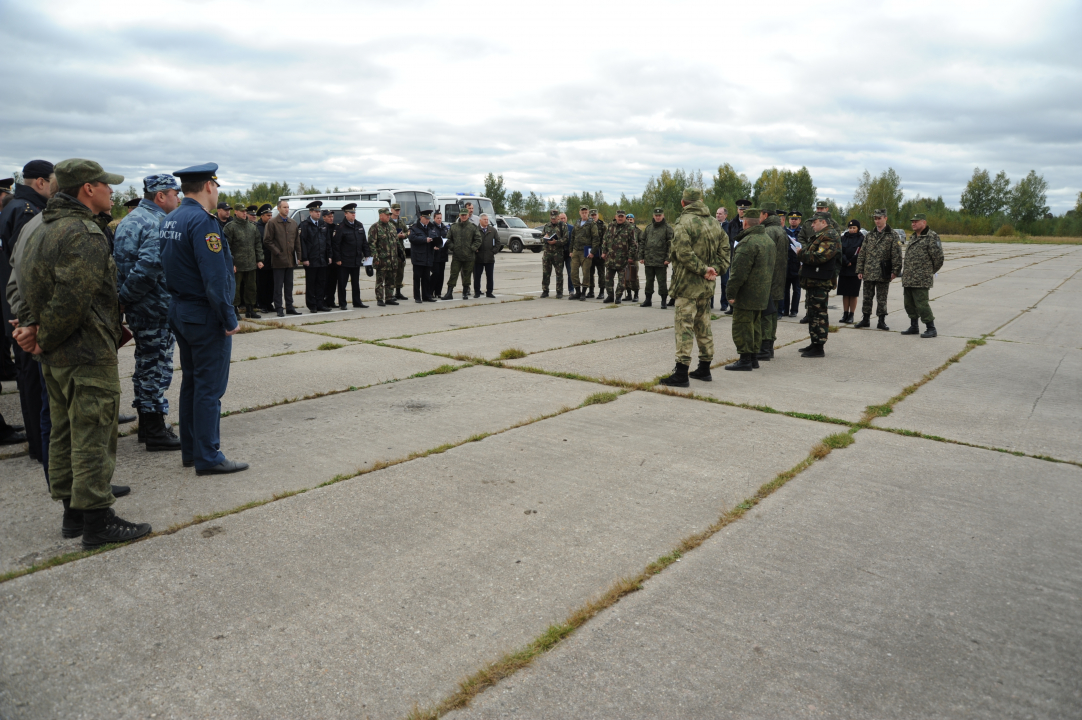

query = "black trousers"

[
  {"left": 272, "top": 267, "right": 295, "bottom": 311},
  {"left": 588, "top": 257, "right": 605, "bottom": 289},
  {"left": 305, "top": 266, "right": 326, "bottom": 311},
  {"left": 15, "top": 347, "right": 43, "bottom": 461},
  {"left": 325, "top": 266, "right": 341, "bottom": 308},
  {"left": 431, "top": 262, "right": 446, "bottom": 297},
  {"left": 257, "top": 264, "right": 275, "bottom": 309},
  {"left": 338, "top": 266, "right": 363, "bottom": 306},
  {"left": 473, "top": 262, "right": 494, "bottom": 295},
  {"left": 413, "top": 265, "right": 432, "bottom": 300},
  {"left": 783, "top": 274, "right": 802, "bottom": 314}
]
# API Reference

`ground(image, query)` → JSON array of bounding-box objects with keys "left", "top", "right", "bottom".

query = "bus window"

[
  {"left": 476, "top": 199, "right": 495, "bottom": 217},
  {"left": 395, "top": 191, "right": 419, "bottom": 224}
]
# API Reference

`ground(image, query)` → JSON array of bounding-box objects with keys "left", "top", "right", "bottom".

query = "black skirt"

[{"left": 837, "top": 275, "right": 862, "bottom": 297}]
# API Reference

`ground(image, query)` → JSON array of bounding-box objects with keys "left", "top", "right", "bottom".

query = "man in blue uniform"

[{"left": 159, "top": 163, "right": 248, "bottom": 475}]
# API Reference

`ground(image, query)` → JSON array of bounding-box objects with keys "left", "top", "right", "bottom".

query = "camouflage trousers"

[
  {"left": 644, "top": 265, "right": 668, "bottom": 296},
  {"left": 862, "top": 280, "right": 891, "bottom": 317},
  {"left": 570, "top": 251, "right": 591, "bottom": 290},
  {"left": 759, "top": 298, "right": 778, "bottom": 343},
  {"left": 541, "top": 253, "right": 564, "bottom": 293},
  {"left": 674, "top": 297, "right": 713, "bottom": 365},
  {"left": 604, "top": 262, "right": 629, "bottom": 296},
  {"left": 233, "top": 269, "right": 258, "bottom": 307},
  {"left": 396, "top": 259, "right": 406, "bottom": 290},
  {"left": 42, "top": 363, "right": 119, "bottom": 511},
  {"left": 375, "top": 265, "right": 397, "bottom": 303},
  {"left": 625, "top": 263, "right": 639, "bottom": 292},
  {"left": 131, "top": 324, "right": 175, "bottom": 414},
  {"left": 806, "top": 287, "right": 830, "bottom": 344},
  {"left": 903, "top": 286, "right": 934, "bottom": 323},
  {"left": 731, "top": 308, "right": 762, "bottom": 355},
  {"left": 447, "top": 257, "right": 474, "bottom": 294}
]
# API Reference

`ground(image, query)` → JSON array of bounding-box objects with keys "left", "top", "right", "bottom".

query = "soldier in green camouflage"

[
  {"left": 443, "top": 208, "right": 482, "bottom": 300},
  {"left": 369, "top": 207, "right": 400, "bottom": 306},
  {"left": 855, "top": 208, "right": 903, "bottom": 330},
  {"left": 601, "top": 210, "right": 637, "bottom": 303},
  {"left": 540, "top": 209, "right": 566, "bottom": 298},
  {"left": 659, "top": 188, "right": 726, "bottom": 386},
  {"left": 724, "top": 210, "right": 775, "bottom": 371},
  {"left": 390, "top": 203, "right": 409, "bottom": 301},
  {"left": 637, "top": 207, "right": 674, "bottom": 307},
  {"left": 797, "top": 200, "right": 841, "bottom": 323},
  {"left": 569, "top": 205, "right": 598, "bottom": 300},
  {"left": 900, "top": 213, "right": 944, "bottom": 338},
  {"left": 224, "top": 203, "right": 265, "bottom": 318},
  {"left": 18, "top": 159, "right": 152, "bottom": 547},
  {"left": 624, "top": 213, "right": 640, "bottom": 301},
  {"left": 796, "top": 212, "right": 841, "bottom": 357},
  {"left": 756, "top": 201, "right": 789, "bottom": 361}
]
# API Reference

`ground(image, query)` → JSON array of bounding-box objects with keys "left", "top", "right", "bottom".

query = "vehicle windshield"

[
  {"left": 504, "top": 217, "right": 527, "bottom": 228},
  {"left": 477, "top": 199, "right": 495, "bottom": 217}
]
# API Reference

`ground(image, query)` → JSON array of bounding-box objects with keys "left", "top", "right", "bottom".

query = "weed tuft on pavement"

[{"left": 499, "top": 347, "right": 527, "bottom": 360}]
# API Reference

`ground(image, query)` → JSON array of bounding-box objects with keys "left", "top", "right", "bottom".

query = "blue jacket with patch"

[
  {"left": 160, "top": 198, "right": 237, "bottom": 332},
  {"left": 114, "top": 198, "right": 171, "bottom": 327}
]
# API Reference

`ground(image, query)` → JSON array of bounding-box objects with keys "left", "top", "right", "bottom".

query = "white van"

[
  {"left": 283, "top": 199, "right": 386, "bottom": 233},
  {"left": 435, "top": 194, "right": 496, "bottom": 224},
  {"left": 279, "top": 188, "right": 437, "bottom": 249}
]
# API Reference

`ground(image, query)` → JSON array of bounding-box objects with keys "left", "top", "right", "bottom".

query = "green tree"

[
  {"left": 850, "top": 168, "right": 904, "bottom": 225},
  {"left": 483, "top": 173, "right": 508, "bottom": 214},
  {"left": 1009, "top": 170, "right": 1049, "bottom": 227},
  {"left": 523, "top": 191, "right": 545, "bottom": 219},
  {"left": 782, "top": 167, "right": 817, "bottom": 217},
  {"left": 960, "top": 168, "right": 1010, "bottom": 216},
  {"left": 1075, "top": 191, "right": 1082, "bottom": 217},
  {"left": 507, "top": 190, "right": 524, "bottom": 216},
  {"left": 752, "top": 168, "right": 786, "bottom": 207},
  {"left": 708, "top": 163, "right": 751, "bottom": 212}
]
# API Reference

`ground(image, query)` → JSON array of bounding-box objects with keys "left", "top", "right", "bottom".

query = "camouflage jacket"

[
  {"left": 113, "top": 199, "right": 171, "bottom": 326},
  {"left": 799, "top": 229, "right": 841, "bottom": 290},
  {"left": 391, "top": 217, "right": 408, "bottom": 260},
  {"left": 20, "top": 193, "right": 121, "bottom": 367},
  {"left": 762, "top": 214, "right": 789, "bottom": 301},
  {"left": 224, "top": 217, "right": 264, "bottom": 272},
  {"left": 600, "top": 221, "right": 636, "bottom": 265},
  {"left": 447, "top": 219, "right": 482, "bottom": 262},
  {"left": 798, "top": 214, "right": 840, "bottom": 248},
  {"left": 637, "top": 220, "right": 674, "bottom": 266},
  {"left": 541, "top": 221, "right": 566, "bottom": 257},
  {"left": 571, "top": 218, "right": 599, "bottom": 254},
  {"left": 368, "top": 220, "right": 400, "bottom": 268},
  {"left": 725, "top": 224, "right": 775, "bottom": 309},
  {"left": 902, "top": 228, "right": 944, "bottom": 287},
  {"left": 670, "top": 201, "right": 725, "bottom": 300},
  {"left": 856, "top": 226, "right": 903, "bottom": 281}
]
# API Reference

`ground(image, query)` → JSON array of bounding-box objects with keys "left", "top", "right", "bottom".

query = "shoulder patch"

[{"left": 205, "top": 232, "right": 222, "bottom": 253}]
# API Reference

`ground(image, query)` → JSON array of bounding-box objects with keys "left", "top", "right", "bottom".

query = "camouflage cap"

[
  {"left": 378, "top": 206, "right": 392, "bottom": 216},
  {"left": 813, "top": 211, "right": 831, "bottom": 221},
  {"left": 911, "top": 212, "right": 927, "bottom": 221},
  {"left": 55, "top": 158, "right": 124, "bottom": 188},
  {"left": 815, "top": 200, "right": 829, "bottom": 209},
  {"left": 233, "top": 203, "right": 247, "bottom": 211},
  {"left": 143, "top": 173, "right": 179, "bottom": 193},
  {"left": 549, "top": 209, "right": 560, "bottom": 216},
  {"left": 589, "top": 209, "right": 598, "bottom": 216},
  {"left": 760, "top": 201, "right": 777, "bottom": 213},
  {"left": 653, "top": 207, "right": 664, "bottom": 214},
  {"left": 873, "top": 208, "right": 888, "bottom": 217},
  {"left": 390, "top": 203, "right": 401, "bottom": 210},
  {"left": 615, "top": 209, "right": 626, "bottom": 216},
  {"left": 579, "top": 205, "right": 589, "bottom": 211},
  {"left": 746, "top": 207, "right": 761, "bottom": 216},
  {"left": 681, "top": 187, "right": 703, "bottom": 202}
]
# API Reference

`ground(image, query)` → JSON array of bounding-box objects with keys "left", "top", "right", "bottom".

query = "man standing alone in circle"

[{"left": 160, "top": 163, "right": 248, "bottom": 475}]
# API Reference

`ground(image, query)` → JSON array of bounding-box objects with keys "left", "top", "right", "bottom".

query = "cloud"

[{"left": 0, "top": 0, "right": 1079, "bottom": 210}]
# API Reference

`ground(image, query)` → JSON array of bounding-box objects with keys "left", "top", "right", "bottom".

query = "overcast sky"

[{"left": 1, "top": 0, "right": 1079, "bottom": 211}]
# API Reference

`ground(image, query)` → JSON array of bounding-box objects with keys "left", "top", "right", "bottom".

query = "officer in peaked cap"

[
  {"left": 159, "top": 163, "right": 248, "bottom": 476},
  {"left": 0, "top": 177, "right": 14, "bottom": 210}
]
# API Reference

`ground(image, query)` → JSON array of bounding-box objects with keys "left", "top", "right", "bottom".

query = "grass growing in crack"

[
  {"left": 406, "top": 433, "right": 846, "bottom": 720},
  {"left": 317, "top": 342, "right": 344, "bottom": 351},
  {"left": 581, "top": 391, "right": 620, "bottom": 406},
  {"left": 822, "top": 431, "right": 856, "bottom": 449},
  {"left": 499, "top": 347, "right": 527, "bottom": 360},
  {"left": 234, "top": 323, "right": 268, "bottom": 334},
  {"left": 864, "top": 403, "right": 892, "bottom": 419}
]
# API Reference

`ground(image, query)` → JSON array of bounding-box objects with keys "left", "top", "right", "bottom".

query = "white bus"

[
  {"left": 435, "top": 193, "right": 496, "bottom": 223},
  {"left": 278, "top": 188, "right": 437, "bottom": 249}
]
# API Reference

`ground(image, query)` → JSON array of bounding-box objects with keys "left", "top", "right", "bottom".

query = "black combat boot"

[
  {"left": 877, "top": 315, "right": 890, "bottom": 331},
  {"left": 756, "top": 340, "right": 774, "bottom": 361},
  {"left": 62, "top": 498, "right": 83, "bottom": 539},
  {"left": 659, "top": 362, "right": 690, "bottom": 387},
  {"left": 585, "top": 288, "right": 595, "bottom": 298},
  {"left": 854, "top": 313, "right": 871, "bottom": 328},
  {"left": 604, "top": 290, "right": 614, "bottom": 303},
  {"left": 144, "top": 412, "right": 182, "bottom": 452},
  {"left": 441, "top": 290, "right": 454, "bottom": 300},
  {"left": 540, "top": 289, "right": 549, "bottom": 298},
  {"left": 137, "top": 410, "right": 149, "bottom": 444},
  {"left": 798, "top": 314, "right": 809, "bottom": 324},
  {"left": 386, "top": 298, "right": 400, "bottom": 305},
  {"left": 394, "top": 290, "right": 408, "bottom": 301},
  {"left": 377, "top": 300, "right": 386, "bottom": 307},
  {"left": 462, "top": 293, "right": 470, "bottom": 300},
  {"left": 900, "top": 318, "right": 919, "bottom": 335},
  {"left": 724, "top": 354, "right": 755, "bottom": 371},
  {"left": 801, "top": 343, "right": 825, "bottom": 357},
  {"left": 614, "top": 291, "right": 622, "bottom": 304},
  {"left": 555, "top": 290, "right": 563, "bottom": 299},
  {"left": 81, "top": 508, "right": 152, "bottom": 549},
  {"left": 247, "top": 306, "right": 262, "bottom": 319},
  {"left": 578, "top": 289, "right": 585, "bottom": 301},
  {"left": 688, "top": 360, "right": 712, "bottom": 381},
  {"left": 921, "top": 322, "right": 937, "bottom": 338},
  {"left": 634, "top": 291, "right": 639, "bottom": 301},
  {"left": 569, "top": 288, "right": 579, "bottom": 300},
  {"left": 640, "top": 293, "right": 652, "bottom": 307}
]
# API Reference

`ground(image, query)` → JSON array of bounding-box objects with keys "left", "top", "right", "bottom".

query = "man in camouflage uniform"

[
  {"left": 224, "top": 202, "right": 264, "bottom": 319},
  {"left": 113, "top": 173, "right": 182, "bottom": 452},
  {"left": 724, "top": 209, "right": 774, "bottom": 371},
  {"left": 601, "top": 209, "right": 637, "bottom": 303},
  {"left": 900, "top": 213, "right": 944, "bottom": 338},
  {"left": 638, "top": 206, "right": 674, "bottom": 308},
  {"left": 539, "top": 209, "right": 566, "bottom": 298},
  {"left": 659, "top": 188, "right": 726, "bottom": 386},
  {"left": 569, "top": 205, "right": 598, "bottom": 300},
  {"left": 369, "top": 207, "right": 400, "bottom": 306},
  {"left": 624, "top": 213, "right": 640, "bottom": 301},
  {"left": 19, "top": 159, "right": 152, "bottom": 547},
  {"left": 442, "top": 207, "right": 482, "bottom": 300},
  {"left": 796, "top": 212, "right": 841, "bottom": 357},
  {"left": 586, "top": 209, "right": 606, "bottom": 298},
  {"left": 797, "top": 200, "right": 841, "bottom": 323},
  {"left": 757, "top": 201, "right": 789, "bottom": 361},
  {"left": 855, "top": 208, "right": 903, "bottom": 330},
  {"left": 390, "top": 203, "right": 409, "bottom": 301}
]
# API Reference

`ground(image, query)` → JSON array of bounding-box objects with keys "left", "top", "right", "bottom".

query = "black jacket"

[
  {"left": 299, "top": 218, "right": 332, "bottom": 268},
  {"left": 476, "top": 224, "right": 500, "bottom": 264},
  {"left": 0, "top": 184, "right": 49, "bottom": 257},
  {"left": 332, "top": 220, "right": 369, "bottom": 267},
  {"left": 840, "top": 231, "right": 863, "bottom": 277},
  {"left": 408, "top": 220, "right": 438, "bottom": 267},
  {"left": 432, "top": 222, "right": 449, "bottom": 263},
  {"left": 785, "top": 227, "right": 801, "bottom": 276}
]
